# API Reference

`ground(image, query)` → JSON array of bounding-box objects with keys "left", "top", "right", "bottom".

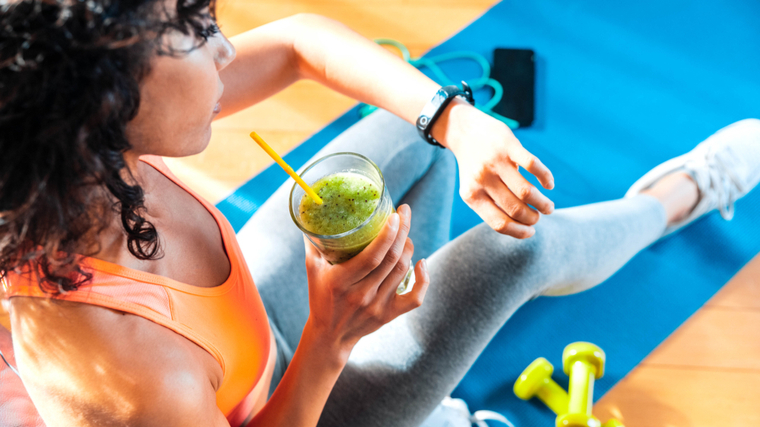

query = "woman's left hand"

[{"left": 434, "top": 98, "right": 556, "bottom": 239}]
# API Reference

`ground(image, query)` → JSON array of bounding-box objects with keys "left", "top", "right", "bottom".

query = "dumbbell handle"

[
  {"left": 567, "top": 360, "right": 596, "bottom": 415},
  {"left": 537, "top": 381, "right": 625, "bottom": 427},
  {"left": 536, "top": 378, "right": 569, "bottom": 415}
]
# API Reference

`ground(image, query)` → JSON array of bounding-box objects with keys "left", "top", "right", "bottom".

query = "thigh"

[
  {"left": 317, "top": 223, "right": 540, "bottom": 427},
  {"left": 237, "top": 110, "right": 454, "bottom": 352},
  {"left": 399, "top": 147, "right": 456, "bottom": 264},
  {"left": 317, "top": 196, "right": 667, "bottom": 427}
]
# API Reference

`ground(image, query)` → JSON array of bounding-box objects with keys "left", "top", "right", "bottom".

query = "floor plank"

[
  {"left": 166, "top": 128, "right": 313, "bottom": 202},
  {"left": 705, "top": 253, "right": 760, "bottom": 309},
  {"left": 643, "top": 307, "right": 760, "bottom": 370},
  {"left": 594, "top": 365, "right": 760, "bottom": 427}
]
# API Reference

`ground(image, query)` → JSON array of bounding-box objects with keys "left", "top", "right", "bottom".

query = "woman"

[{"left": 1, "top": 0, "right": 758, "bottom": 426}]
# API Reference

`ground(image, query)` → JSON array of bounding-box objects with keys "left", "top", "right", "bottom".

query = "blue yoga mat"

[{"left": 217, "top": 0, "right": 760, "bottom": 424}]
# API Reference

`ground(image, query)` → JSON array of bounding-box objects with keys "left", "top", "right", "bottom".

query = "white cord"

[
  {"left": 0, "top": 347, "right": 20, "bottom": 377},
  {"left": 471, "top": 410, "right": 517, "bottom": 427}
]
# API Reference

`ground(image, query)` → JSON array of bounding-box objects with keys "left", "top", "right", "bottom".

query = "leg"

[
  {"left": 236, "top": 110, "right": 456, "bottom": 359},
  {"left": 319, "top": 118, "right": 760, "bottom": 425},
  {"left": 317, "top": 195, "right": 667, "bottom": 427},
  {"left": 398, "top": 149, "right": 456, "bottom": 264}
]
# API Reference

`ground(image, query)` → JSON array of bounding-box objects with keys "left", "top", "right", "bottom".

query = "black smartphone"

[{"left": 492, "top": 48, "right": 535, "bottom": 127}]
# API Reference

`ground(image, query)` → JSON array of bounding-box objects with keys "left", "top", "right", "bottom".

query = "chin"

[
  {"left": 191, "top": 127, "right": 213, "bottom": 155},
  {"left": 163, "top": 127, "right": 213, "bottom": 158}
]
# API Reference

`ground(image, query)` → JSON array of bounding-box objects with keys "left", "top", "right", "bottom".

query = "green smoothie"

[
  {"left": 291, "top": 153, "right": 415, "bottom": 294},
  {"left": 298, "top": 172, "right": 390, "bottom": 264}
]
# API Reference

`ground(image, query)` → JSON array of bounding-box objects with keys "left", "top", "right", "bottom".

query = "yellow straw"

[{"left": 249, "top": 132, "right": 323, "bottom": 205}]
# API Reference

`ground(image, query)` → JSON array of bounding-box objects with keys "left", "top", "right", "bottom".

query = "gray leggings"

[{"left": 235, "top": 110, "right": 667, "bottom": 427}]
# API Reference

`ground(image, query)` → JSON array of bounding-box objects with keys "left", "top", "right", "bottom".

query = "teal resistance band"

[{"left": 359, "top": 39, "right": 520, "bottom": 130}]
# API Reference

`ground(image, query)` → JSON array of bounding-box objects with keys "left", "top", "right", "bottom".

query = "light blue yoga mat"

[{"left": 217, "top": 0, "right": 760, "bottom": 424}]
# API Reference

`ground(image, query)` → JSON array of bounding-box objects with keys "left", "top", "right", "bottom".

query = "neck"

[
  {"left": 92, "top": 152, "right": 157, "bottom": 262},
  {"left": 121, "top": 151, "right": 148, "bottom": 188}
]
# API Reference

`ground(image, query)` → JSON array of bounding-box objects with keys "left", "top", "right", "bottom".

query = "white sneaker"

[
  {"left": 418, "top": 397, "right": 515, "bottom": 427},
  {"left": 626, "top": 118, "right": 760, "bottom": 236}
]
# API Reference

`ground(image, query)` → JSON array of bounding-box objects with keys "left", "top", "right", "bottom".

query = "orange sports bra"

[{"left": 2, "top": 155, "right": 275, "bottom": 427}]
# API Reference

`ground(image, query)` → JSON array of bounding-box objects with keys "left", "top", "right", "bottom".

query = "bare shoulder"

[{"left": 9, "top": 297, "right": 228, "bottom": 427}]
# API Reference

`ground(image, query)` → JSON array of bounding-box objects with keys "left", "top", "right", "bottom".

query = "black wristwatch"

[{"left": 416, "top": 81, "right": 475, "bottom": 148}]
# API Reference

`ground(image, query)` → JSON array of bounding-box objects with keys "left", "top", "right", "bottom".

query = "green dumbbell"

[
  {"left": 514, "top": 353, "right": 625, "bottom": 427},
  {"left": 556, "top": 342, "right": 606, "bottom": 427},
  {"left": 514, "top": 357, "right": 569, "bottom": 414}
]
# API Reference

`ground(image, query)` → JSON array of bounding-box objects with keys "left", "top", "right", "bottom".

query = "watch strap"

[{"left": 416, "top": 81, "right": 475, "bottom": 147}]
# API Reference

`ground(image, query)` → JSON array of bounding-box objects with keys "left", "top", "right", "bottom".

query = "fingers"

[
  {"left": 499, "top": 167, "right": 555, "bottom": 215},
  {"left": 339, "top": 210, "right": 401, "bottom": 282},
  {"left": 358, "top": 205, "right": 412, "bottom": 291},
  {"left": 484, "top": 175, "right": 540, "bottom": 226},
  {"left": 511, "top": 146, "right": 554, "bottom": 190},
  {"left": 376, "top": 236, "right": 414, "bottom": 298},
  {"left": 467, "top": 193, "right": 535, "bottom": 238},
  {"left": 392, "top": 258, "right": 431, "bottom": 315},
  {"left": 303, "top": 235, "right": 324, "bottom": 271}
]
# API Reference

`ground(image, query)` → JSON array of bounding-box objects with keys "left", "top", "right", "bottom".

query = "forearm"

[
  {"left": 291, "top": 14, "right": 440, "bottom": 127},
  {"left": 219, "top": 14, "right": 466, "bottom": 148},
  {"left": 245, "top": 319, "right": 348, "bottom": 427}
]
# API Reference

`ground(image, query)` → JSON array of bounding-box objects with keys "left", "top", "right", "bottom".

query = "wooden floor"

[
  {"left": 2, "top": 0, "right": 759, "bottom": 425},
  {"left": 594, "top": 255, "right": 760, "bottom": 426}
]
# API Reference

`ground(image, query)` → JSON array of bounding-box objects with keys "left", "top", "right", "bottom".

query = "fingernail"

[
  {"left": 513, "top": 224, "right": 534, "bottom": 238},
  {"left": 401, "top": 204, "right": 411, "bottom": 219},
  {"left": 421, "top": 258, "right": 428, "bottom": 273},
  {"left": 547, "top": 203, "right": 555, "bottom": 214},
  {"left": 389, "top": 213, "right": 399, "bottom": 229}
]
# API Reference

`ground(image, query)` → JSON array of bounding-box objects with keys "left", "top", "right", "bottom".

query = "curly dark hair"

[{"left": 0, "top": 0, "right": 219, "bottom": 293}]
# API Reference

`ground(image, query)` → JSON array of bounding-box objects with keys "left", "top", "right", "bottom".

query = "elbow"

[
  {"left": 284, "top": 13, "right": 346, "bottom": 80},
  {"left": 287, "top": 13, "right": 343, "bottom": 30}
]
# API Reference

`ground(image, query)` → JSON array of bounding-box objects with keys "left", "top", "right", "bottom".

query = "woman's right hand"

[{"left": 302, "top": 204, "right": 430, "bottom": 363}]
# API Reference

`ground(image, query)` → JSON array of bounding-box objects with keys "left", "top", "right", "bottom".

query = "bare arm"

[
  {"left": 214, "top": 18, "right": 301, "bottom": 118},
  {"left": 216, "top": 14, "right": 437, "bottom": 123},
  {"left": 244, "top": 320, "right": 345, "bottom": 426},
  {"left": 218, "top": 14, "right": 555, "bottom": 239},
  {"left": 247, "top": 206, "right": 429, "bottom": 427}
]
